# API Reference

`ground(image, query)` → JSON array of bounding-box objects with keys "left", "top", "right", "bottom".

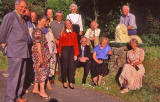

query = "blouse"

[
  {"left": 93, "top": 44, "right": 111, "bottom": 60},
  {"left": 58, "top": 31, "right": 79, "bottom": 56},
  {"left": 67, "top": 13, "right": 83, "bottom": 31}
]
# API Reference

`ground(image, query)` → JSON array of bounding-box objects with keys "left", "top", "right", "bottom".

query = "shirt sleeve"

[
  {"left": 73, "top": 32, "right": 79, "bottom": 56},
  {"left": 66, "top": 14, "right": 70, "bottom": 20},
  {"left": 120, "top": 16, "right": 124, "bottom": 24},
  {"left": 0, "top": 13, "right": 13, "bottom": 44},
  {"left": 84, "top": 29, "right": 90, "bottom": 38},
  {"left": 139, "top": 48, "right": 145, "bottom": 61},
  {"left": 107, "top": 45, "right": 111, "bottom": 51},
  {"left": 78, "top": 14, "right": 83, "bottom": 31},
  {"left": 129, "top": 14, "right": 136, "bottom": 27},
  {"left": 58, "top": 33, "right": 63, "bottom": 54},
  {"left": 93, "top": 45, "right": 98, "bottom": 52},
  {"left": 95, "top": 29, "right": 101, "bottom": 36}
]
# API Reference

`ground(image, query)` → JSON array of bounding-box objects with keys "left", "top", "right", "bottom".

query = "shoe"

[
  {"left": 16, "top": 98, "right": 28, "bottom": 102},
  {"left": 69, "top": 84, "right": 74, "bottom": 89},
  {"left": 40, "top": 95, "right": 51, "bottom": 100},
  {"left": 120, "top": 88, "right": 129, "bottom": 94},
  {"left": 63, "top": 83, "right": 68, "bottom": 89}
]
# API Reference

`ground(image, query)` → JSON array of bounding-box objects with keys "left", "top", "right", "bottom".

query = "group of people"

[{"left": 0, "top": 0, "right": 145, "bottom": 102}]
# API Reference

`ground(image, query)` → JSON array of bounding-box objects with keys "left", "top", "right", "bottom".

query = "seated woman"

[
  {"left": 85, "top": 21, "right": 100, "bottom": 48},
  {"left": 119, "top": 38, "right": 145, "bottom": 93},
  {"left": 91, "top": 37, "right": 112, "bottom": 86},
  {"left": 32, "top": 15, "right": 51, "bottom": 99}
]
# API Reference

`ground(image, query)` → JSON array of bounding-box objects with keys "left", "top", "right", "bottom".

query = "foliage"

[
  {"left": 27, "top": 0, "right": 46, "bottom": 14},
  {"left": 45, "top": 0, "right": 75, "bottom": 20}
]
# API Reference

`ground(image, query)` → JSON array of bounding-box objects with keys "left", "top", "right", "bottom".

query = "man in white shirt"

[{"left": 85, "top": 21, "right": 100, "bottom": 48}]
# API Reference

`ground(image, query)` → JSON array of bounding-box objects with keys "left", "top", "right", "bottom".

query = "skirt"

[{"left": 91, "top": 59, "right": 109, "bottom": 78}]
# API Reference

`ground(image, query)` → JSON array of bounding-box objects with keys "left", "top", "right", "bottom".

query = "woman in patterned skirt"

[{"left": 32, "top": 15, "right": 50, "bottom": 99}]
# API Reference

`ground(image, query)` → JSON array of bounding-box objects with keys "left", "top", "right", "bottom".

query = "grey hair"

[
  {"left": 15, "top": 0, "right": 26, "bottom": 5},
  {"left": 56, "top": 10, "right": 63, "bottom": 16},
  {"left": 130, "top": 38, "right": 138, "bottom": 44},
  {"left": 81, "top": 36, "right": 87, "bottom": 40},
  {"left": 122, "top": 5, "right": 130, "bottom": 10},
  {"left": 69, "top": 3, "right": 78, "bottom": 10}
]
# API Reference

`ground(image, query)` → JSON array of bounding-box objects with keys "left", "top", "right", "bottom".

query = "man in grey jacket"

[{"left": 0, "top": 0, "right": 29, "bottom": 102}]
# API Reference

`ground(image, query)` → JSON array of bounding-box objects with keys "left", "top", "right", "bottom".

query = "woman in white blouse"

[
  {"left": 67, "top": 3, "right": 83, "bottom": 44},
  {"left": 85, "top": 21, "right": 101, "bottom": 48}
]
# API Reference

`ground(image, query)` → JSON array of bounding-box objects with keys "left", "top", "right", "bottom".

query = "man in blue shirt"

[{"left": 120, "top": 5, "right": 137, "bottom": 36}]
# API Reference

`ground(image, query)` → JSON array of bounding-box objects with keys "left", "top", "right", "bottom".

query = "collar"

[
  {"left": 15, "top": 10, "right": 22, "bottom": 19},
  {"left": 66, "top": 29, "right": 72, "bottom": 33}
]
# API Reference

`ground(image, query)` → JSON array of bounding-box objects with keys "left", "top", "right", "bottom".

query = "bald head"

[{"left": 91, "top": 21, "right": 98, "bottom": 30}]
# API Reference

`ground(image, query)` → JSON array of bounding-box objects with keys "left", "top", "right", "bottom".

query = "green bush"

[{"left": 45, "top": 0, "right": 75, "bottom": 20}]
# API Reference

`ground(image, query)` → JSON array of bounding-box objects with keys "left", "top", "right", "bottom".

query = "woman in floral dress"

[
  {"left": 119, "top": 38, "right": 145, "bottom": 93},
  {"left": 32, "top": 15, "right": 50, "bottom": 99}
]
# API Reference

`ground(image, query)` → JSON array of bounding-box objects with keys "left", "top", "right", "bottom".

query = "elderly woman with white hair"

[
  {"left": 119, "top": 38, "right": 145, "bottom": 93},
  {"left": 67, "top": 3, "right": 83, "bottom": 45}
]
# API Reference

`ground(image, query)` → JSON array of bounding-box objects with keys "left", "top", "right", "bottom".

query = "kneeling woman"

[
  {"left": 58, "top": 19, "right": 79, "bottom": 89},
  {"left": 91, "top": 37, "right": 112, "bottom": 86},
  {"left": 119, "top": 39, "right": 145, "bottom": 93},
  {"left": 32, "top": 15, "right": 50, "bottom": 99}
]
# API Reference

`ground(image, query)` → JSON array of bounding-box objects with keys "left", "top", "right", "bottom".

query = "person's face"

[
  {"left": 81, "top": 38, "right": 87, "bottom": 47},
  {"left": 31, "top": 12, "right": 37, "bottom": 23},
  {"left": 47, "top": 9, "right": 53, "bottom": 18},
  {"left": 71, "top": 6, "right": 77, "bottom": 13},
  {"left": 56, "top": 13, "right": 63, "bottom": 22},
  {"left": 91, "top": 22, "right": 97, "bottom": 30},
  {"left": 38, "top": 18, "right": 46, "bottom": 28},
  {"left": 45, "top": 20, "right": 50, "bottom": 27},
  {"left": 101, "top": 39, "right": 108, "bottom": 48},
  {"left": 122, "top": 7, "right": 129, "bottom": 16},
  {"left": 15, "top": 1, "right": 27, "bottom": 16},
  {"left": 25, "top": 9, "right": 30, "bottom": 16},
  {"left": 130, "top": 42, "right": 137, "bottom": 50},
  {"left": 65, "top": 20, "right": 72, "bottom": 29}
]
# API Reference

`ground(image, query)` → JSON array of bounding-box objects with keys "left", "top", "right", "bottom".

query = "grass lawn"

[
  {"left": 74, "top": 46, "right": 160, "bottom": 102},
  {"left": 0, "top": 46, "right": 160, "bottom": 102}
]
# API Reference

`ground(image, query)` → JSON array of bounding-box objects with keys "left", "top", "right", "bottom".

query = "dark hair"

[
  {"left": 45, "top": 7, "right": 53, "bottom": 16},
  {"left": 130, "top": 38, "right": 138, "bottom": 44},
  {"left": 37, "top": 14, "right": 47, "bottom": 21}
]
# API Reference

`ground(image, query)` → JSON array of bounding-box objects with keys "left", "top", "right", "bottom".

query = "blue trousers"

[{"left": 128, "top": 29, "right": 137, "bottom": 36}]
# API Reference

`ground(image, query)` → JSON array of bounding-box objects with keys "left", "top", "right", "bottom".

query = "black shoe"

[
  {"left": 91, "top": 81, "right": 97, "bottom": 86},
  {"left": 63, "top": 84, "right": 68, "bottom": 89},
  {"left": 69, "top": 84, "right": 74, "bottom": 89}
]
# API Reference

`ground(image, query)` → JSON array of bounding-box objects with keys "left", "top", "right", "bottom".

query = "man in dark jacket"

[{"left": 75, "top": 36, "right": 92, "bottom": 84}]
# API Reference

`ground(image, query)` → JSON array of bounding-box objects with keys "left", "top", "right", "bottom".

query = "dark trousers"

[
  {"left": 75, "top": 60, "right": 91, "bottom": 84},
  {"left": 61, "top": 46, "right": 75, "bottom": 83},
  {"left": 55, "top": 53, "right": 61, "bottom": 81},
  {"left": 23, "top": 58, "right": 34, "bottom": 90},
  {"left": 4, "top": 57, "right": 27, "bottom": 102}
]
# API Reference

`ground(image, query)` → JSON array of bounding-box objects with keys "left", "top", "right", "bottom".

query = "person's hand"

[
  {"left": 1, "top": 43, "right": 6, "bottom": 48},
  {"left": 91, "top": 37, "right": 95, "bottom": 40},
  {"left": 79, "top": 31, "right": 83, "bottom": 36},
  {"left": 55, "top": 39, "right": 59, "bottom": 46},
  {"left": 74, "top": 56, "right": 77, "bottom": 61},
  {"left": 59, "top": 53, "right": 61, "bottom": 58},
  {"left": 79, "top": 57, "right": 86, "bottom": 62},
  {"left": 97, "top": 60, "right": 103, "bottom": 64}
]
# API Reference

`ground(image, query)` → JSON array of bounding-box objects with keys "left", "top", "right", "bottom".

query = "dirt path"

[{"left": 0, "top": 71, "right": 125, "bottom": 102}]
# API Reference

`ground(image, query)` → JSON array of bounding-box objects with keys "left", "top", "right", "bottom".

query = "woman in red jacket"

[{"left": 58, "top": 19, "right": 79, "bottom": 89}]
